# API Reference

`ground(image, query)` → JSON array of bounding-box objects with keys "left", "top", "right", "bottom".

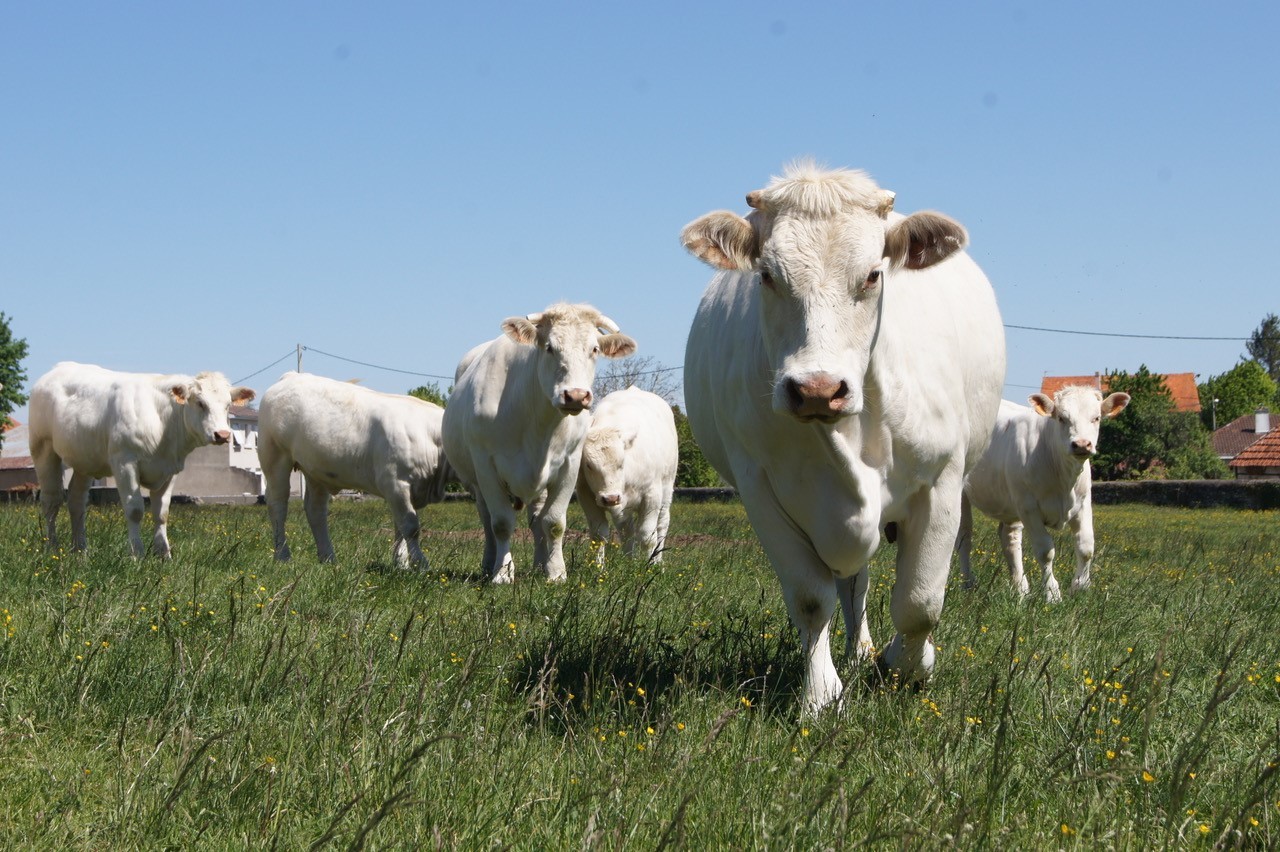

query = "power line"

[
  {"left": 301, "top": 346, "right": 455, "bottom": 381},
  {"left": 233, "top": 350, "right": 296, "bottom": 385},
  {"left": 1004, "top": 323, "right": 1269, "bottom": 342}
]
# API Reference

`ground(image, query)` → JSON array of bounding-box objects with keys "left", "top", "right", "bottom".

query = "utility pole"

[{"left": 296, "top": 344, "right": 303, "bottom": 373}]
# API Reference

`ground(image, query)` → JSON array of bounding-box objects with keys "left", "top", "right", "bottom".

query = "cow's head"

[
  {"left": 501, "top": 303, "right": 637, "bottom": 414},
  {"left": 580, "top": 426, "right": 629, "bottom": 508},
  {"left": 1028, "top": 386, "right": 1130, "bottom": 459},
  {"left": 170, "top": 372, "right": 256, "bottom": 445},
  {"left": 681, "top": 161, "right": 967, "bottom": 422}
]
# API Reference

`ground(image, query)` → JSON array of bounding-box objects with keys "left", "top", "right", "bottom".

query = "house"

[
  {"left": 1213, "top": 408, "right": 1272, "bottom": 464},
  {"left": 1228, "top": 410, "right": 1280, "bottom": 479},
  {"left": 1040, "top": 372, "right": 1201, "bottom": 413},
  {"left": 0, "top": 406, "right": 279, "bottom": 504}
]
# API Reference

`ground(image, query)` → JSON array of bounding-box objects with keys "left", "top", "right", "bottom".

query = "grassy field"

[{"left": 0, "top": 497, "right": 1277, "bottom": 849}]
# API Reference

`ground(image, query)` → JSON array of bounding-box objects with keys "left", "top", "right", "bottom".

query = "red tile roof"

[
  {"left": 1040, "top": 372, "right": 1201, "bottom": 413},
  {"left": 1229, "top": 428, "right": 1280, "bottom": 470},
  {"left": 1213, "top": 412, "right": 1272, "bottom": 459}
]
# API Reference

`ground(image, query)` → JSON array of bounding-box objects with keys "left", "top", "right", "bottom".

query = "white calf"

[
  {"left": 957, "top": 387, "right": 1129, "bottom": 601},
  {"left": 29, "top": 362, "right": 255, "bottom": 557},
  {"left": 258, "top": 372, "right": 452, "bottom": 568},
  {"left": 575, "top": 387, "right": 678, "bottom": 564}
]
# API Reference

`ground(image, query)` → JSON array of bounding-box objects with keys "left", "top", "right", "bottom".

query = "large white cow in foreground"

[
  {"left": 956, "top": 386, "right": 1129, "bottom": 601},
  {"left": 682, "top": 162, "right": 1005, "bottom": 713},
  {"left": 575, "top": 386, "right": 678, "bottom": 565},
  {"left": 442, "top": 303, "right": 637, "bottom": 583},
  {"left": 258, "top": 372, "right": 453, "bottom": 568},
  {"left": 29, "top": 362, "right": 256, "bottom": 557}
]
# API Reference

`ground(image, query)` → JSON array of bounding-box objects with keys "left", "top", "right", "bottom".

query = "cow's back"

[
  {"left": 31, "top": 362, "right": 169, "bottom": 475},
  {"left": 261, "top": 373, "right": 444, "bottom": 496}
]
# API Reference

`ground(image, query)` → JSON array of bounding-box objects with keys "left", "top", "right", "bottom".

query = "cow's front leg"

[
  {"left": 575, "top": 481, "right": 611, "bottom": 567},
  {"left": 1024, "top": 517, "right": 1061, "bottom": 603},
  {"left": 839, "top": 568, "right": 875, "bottom": 663},
  {"left": 475, "top": 469, "right": 516, "bottom": 583},
  {"left": 149, "top": 477, "right": 176, "bottom": 559},
  {"left": 1068, "top": 502, "right": 1095, "bottom": 594},
  {"left": 387, "top": 485, "right": 427, "bottom": 569},
  {"left": 112, "top": 461, "right": 148, "bottom": 558},
  {"left": 882, "top": 478, "right": 964, "bottom": 685},
  {"left": 532, "top": 483, "right": 574, "bottom": 582},
  {"left": 999, "top": 521, "right": 1030, "bottom": 599},
  {"left": 303, "top": 476, "right": 336, "bottom": 563},
  {"left": 473, "top": 490, "right": 501, "bottom": 579},
  {"left": 67, "top": 471, "right": 92, "bottom": 553},
  {"left": 652, "top": 497, "right": 672, "bottom": 564}
]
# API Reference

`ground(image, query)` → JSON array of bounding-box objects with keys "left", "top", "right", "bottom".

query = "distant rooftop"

[{"left": 1040, "top": 372, "right": 1201, "bottom": 413}]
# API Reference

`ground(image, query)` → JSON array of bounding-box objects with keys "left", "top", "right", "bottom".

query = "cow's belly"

[{"left": 292, "top": 447, "right": 381, "bottom": 496}]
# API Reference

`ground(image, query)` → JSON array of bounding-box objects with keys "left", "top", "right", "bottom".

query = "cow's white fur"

[
  {"left": 29, "top": 361, "right": 255, "bottom": 557},
  {"left": 957, "top": 387, "right": 1129, "bottom": 600},
  {"left": 682, "top": 162, "right": 1005, "bottom": 713},
  {"left": 442, "top": 303, "right": 636, "bottom": 583},
  {"left": 575, "top": 386, "right": 678, "bottom": 565},
  {"left": 258, "top": 372, "right": 453, "bottom": 568}
]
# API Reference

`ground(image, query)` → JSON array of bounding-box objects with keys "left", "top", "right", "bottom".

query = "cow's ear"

[
  {"left": 1101, "top": 392, "right": 1131, "bottom": 418},
  {"left": 681, "top": 211, "right": 758, "bottom": 271},
  {"left": 170, "top": 384, "right": 189, "bottom": 404},
  {"left": 232, "top": 386, "right": 256, "bottom": 405},
  {"left": 1029, "top": 393, "right": 1055, "bottom": 416},
  {"left": 884, "top": 211, "right": 967, "bottom": 271},
  {"left": 502, "top": 317, "right": 538, "bottom": 345},
  {"left": 598, "top": 333, "right": 637, "bottom": 359}
]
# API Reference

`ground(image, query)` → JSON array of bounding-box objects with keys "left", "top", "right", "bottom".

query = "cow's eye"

[
  {"left": 865, "top": 269, "right": 882, "bottom": 288},
  {"left": 545, "top": 342, "right": 554, "bottom": 354},
  {"left": 198, "top": 400, "right": 208, "bottom": 412},
  {"left": 759, "top": 268, "right": 776, "bottom": 291},
  {"left": 1092, "top": 416, "right": 1100, "bottom": 424},
  {"left": 592, "top": 345, "right": 600, "bottom": 356}
]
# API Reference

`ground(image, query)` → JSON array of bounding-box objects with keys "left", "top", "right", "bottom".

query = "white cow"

[
  {"left": 682, "top": 162, "right": 1005, "bottom": 713},
  {"left": 29, "top": 361, "right": 256, "bottom": 557},
  {"left": 257, "top": 372, "right": 453, "bottom": 568},
  {"left": 575, "top": 386, "right": 678, "bottom": 565},
  {"left": 442, "top": 303, "right": 637, "bottom": 583},
  {"left": 956, "top": 386, "right": 1129, "bottom": 601}
]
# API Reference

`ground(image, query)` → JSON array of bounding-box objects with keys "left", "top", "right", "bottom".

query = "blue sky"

[{"left": 3, "top": 2, "right": 1277, "bottom": 420}]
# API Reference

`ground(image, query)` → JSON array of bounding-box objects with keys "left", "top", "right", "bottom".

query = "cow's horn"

[
  {"left": 746, "top": 190, "right": 764, "bottom": 209},
  {"left": 525, "top": 311, "right": 544, "bottom": 323},
  {"left": 876, "top": 190, "right": 896, "bottom": 217},
  {"left": 596, "top": 314, "right": 620, "bottom": 333}
]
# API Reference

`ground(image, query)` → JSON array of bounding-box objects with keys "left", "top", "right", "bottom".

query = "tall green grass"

[{"left": 0, "top": 498, "right": 1277, "bottom": 848}]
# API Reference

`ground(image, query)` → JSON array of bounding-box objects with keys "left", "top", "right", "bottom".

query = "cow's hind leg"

[
  {"left": 66, "top": 470, "right": 92, "bottom": 553},
  {"left": 261, "top": 445, "right": 294, "bottom": 561},
  {"left": 955, "top": 494, "right": 977, "bottom": 590},
  {"left": 35, "top": 452, "right": 65, "bottom": 550},
  {"left": 303, "top": 476, "right": 337, "bottom": 563}
]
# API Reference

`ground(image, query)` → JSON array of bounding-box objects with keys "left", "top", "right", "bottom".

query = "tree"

[
  {"left": 407, "top": 382, "right": 450, "bottom": 407},
  {"left": 0, "top": 312, "right": 30, "bottom": 453},
  {"left": 1246, "top": 313, "right": 1280, "bottom": 384},
  {"left": 1094, "top": 366, "right": 1226, "bottom": 481},
  {"left": 593, "top": 355, "right": 680, "bottom": 405},
  {"left": 1197, "top": 360, "right": 1277, "bottom": 430},
  {"left": 672, "top": 405, "right": 721, "bottom": 488}
]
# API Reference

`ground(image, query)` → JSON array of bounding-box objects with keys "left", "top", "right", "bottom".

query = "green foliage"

[
  {"left": 1245, "top": 312, "right": 1280, "bottom": 384},
  {"left": 1095, "top": 366, "right": 1227, "bottom": 480},
  {"left": 1198, "top": 360, "right": 1277, "bottom": 429},
  {"left": 407, "top": 382, "right": 450, "bottom": 407},
  {"left": 0, "top": 312, "right": 30, "bottom": 451},
  {"left": 0, "top": 500, "right": 1277, "bottom": 847},
  {"left": 672, "top": 405, "right": 721, "bottom": 488}
]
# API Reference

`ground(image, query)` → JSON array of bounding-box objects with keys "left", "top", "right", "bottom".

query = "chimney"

[{"left": 1256, "top": 408, "right": 1271, "bottom": 435}]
